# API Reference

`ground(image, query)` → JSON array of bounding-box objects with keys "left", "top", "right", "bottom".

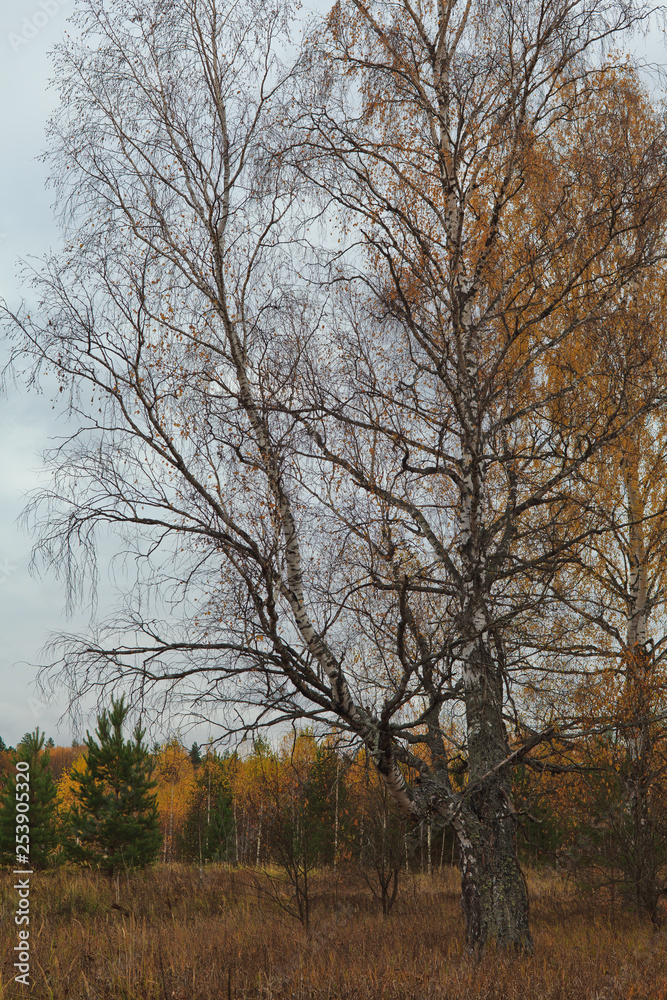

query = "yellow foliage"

[
  {"left": 55, "top": 751, "right": 87, "bottom": 816},
  {"left": 154, "top": 740, "right": 196, "bottom": 861}
]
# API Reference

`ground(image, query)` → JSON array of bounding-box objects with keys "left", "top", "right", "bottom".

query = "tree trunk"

[
  {"left": 206, "top": 765, "right": 211, "bottom": 857},
  {"left": 456, "top": 808, "right": 531, "bottom": 953},
  {"left": 168, "top": 783, "right": 174, "bottom": 864},
  {"left": 626, "top": 462, "right": 659, "bottom": 926},
  {"left": 457, "top": 627, "right": 532, "bottom": 952},
  {"left": 334, "top": 757, "right": 340, "bottom": 869},
  {"left": 256, "top": 805, "right": 262, "bottom": 867},
  {"left": 427, "top": 822, "right": 432, "bottom": 878},
  {"left": 627, "top": 643, "right": 658, "bottom": 925},
  {"left": 233, "top": 801, "right": 239, "bottom": 866}
]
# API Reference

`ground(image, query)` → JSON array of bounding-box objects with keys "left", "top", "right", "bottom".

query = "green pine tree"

[
  {"left": 0, "top": 729, "right": 59, "bottom": 870},
  {"left": 188, "top": 742, "right": 202, "bottom": 768},
  {"left": 66, "top": 698, "right": 161, "bottom": 877}
]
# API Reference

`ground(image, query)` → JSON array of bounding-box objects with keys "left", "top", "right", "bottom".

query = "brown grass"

[{"left": 1, "top": 864, "right": 666, "bottom": 999}]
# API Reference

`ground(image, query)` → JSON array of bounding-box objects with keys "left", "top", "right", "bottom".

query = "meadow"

[{"left": 1, "top": 865, "right": 666, "bottom": 1000}]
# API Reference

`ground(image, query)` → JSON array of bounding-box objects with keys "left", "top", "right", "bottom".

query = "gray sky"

[
  {"left": 0, "top": 0, "right": 664, "bottom": 748},
  {"left": 0, "top": 0, "right": 83, "bottom": 746}
]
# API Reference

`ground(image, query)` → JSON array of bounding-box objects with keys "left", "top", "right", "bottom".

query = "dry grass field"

[{"left": 1, "top": 864, "right": 666, "bottom": 999}]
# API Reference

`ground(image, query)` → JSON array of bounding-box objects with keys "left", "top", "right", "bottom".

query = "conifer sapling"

[{"left": 67, "top": 697, "right": 161, "bottom": 877}]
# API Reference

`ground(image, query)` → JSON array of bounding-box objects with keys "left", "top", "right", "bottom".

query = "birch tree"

[
  {"left": 3, "top": 0, "right": 665, "bottom": 952},
  {"left": 527, "top": 68, "right": 667, "bottom": 924},
  {"left": 550, "top": 412, "right": 667, "bottom": 925},
  {"left": 284, "top": 1, "right": 667, "bottom": 949}
]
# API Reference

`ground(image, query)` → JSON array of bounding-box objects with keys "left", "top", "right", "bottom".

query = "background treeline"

[{"left": 3, "top": 718, "right": 667, "bottom": 923}]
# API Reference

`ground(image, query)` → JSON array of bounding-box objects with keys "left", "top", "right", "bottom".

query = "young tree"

[
  {"left": 245, "top": 732, "right": 331, "bottom": 930},
  {"left": 66, "top": 698, "right": 161, "bottom": 877},
  {"left": 352, "top": 759, "right": 406, "bottom": 918},
  {"left": 0, "top": 730, "right": 59, "bottom": 870},
  {"left": 4, "top": 0, "right": 664, "bottom": 951}
]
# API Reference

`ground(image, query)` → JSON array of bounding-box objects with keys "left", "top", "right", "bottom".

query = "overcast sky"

[
  {"left": 1, "top": 0, "right": 82, "bottom": 747},
  {"left": 0, "top": 0, "right": 664, "bottom": 749}
]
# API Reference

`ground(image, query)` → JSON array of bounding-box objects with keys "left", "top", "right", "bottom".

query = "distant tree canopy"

[{"left": 179, "top": 750, "right": 236, "bottom": 864}]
